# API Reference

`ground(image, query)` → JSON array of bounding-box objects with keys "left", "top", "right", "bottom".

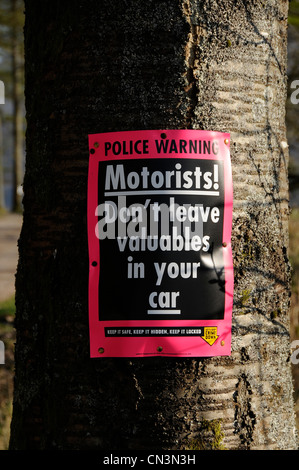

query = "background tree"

[{"left": 9, "top": 0, "right": 298, "bottom": 450}]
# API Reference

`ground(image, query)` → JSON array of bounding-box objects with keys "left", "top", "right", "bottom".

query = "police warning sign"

[{"left": 88, "top": 130, "right": 233, "bottom": 357}]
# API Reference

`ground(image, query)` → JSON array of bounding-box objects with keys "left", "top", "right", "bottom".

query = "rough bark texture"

[
  {"left": 10, "top": 0, "right": 298, "bottom": 450},
  {"left": 11, "top": 0, "right": 24, "bottom": 213}
]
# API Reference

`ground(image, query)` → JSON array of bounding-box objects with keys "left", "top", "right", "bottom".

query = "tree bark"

[{"left": 10, "top": 0, "right": 298, "bottom": 450}]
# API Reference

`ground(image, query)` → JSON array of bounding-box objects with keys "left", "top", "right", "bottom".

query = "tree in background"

[
  {"left": 9, "top": 0, "right": 298, "bottom": 450},
  {"left": 0, "top": 0, "right": 24, "bottom": 212}
]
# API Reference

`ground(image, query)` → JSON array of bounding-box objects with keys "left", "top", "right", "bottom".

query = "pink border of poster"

[{"left": 88, "top": 130, "right": 233, "bottom": 357}]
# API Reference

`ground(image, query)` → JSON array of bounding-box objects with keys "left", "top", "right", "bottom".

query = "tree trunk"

[{"left": 10, "top": 0, "right": 297, "bottom": 450}]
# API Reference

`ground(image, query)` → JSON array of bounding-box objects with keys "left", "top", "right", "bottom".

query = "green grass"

[
  {"left": 0, "top": 208, "right": 7, "bottom": 217},
  {"left": 0, "top": 297, "right": 16, "bottom": 320}
]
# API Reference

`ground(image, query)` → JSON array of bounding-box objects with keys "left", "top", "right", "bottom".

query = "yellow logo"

[{"left": 202, "top": 327, "right": 218, "bottom": 346}]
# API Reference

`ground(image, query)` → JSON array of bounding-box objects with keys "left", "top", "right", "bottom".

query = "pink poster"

[{"left": 88, "top": 130, "right": 233, "bottom": 357}]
